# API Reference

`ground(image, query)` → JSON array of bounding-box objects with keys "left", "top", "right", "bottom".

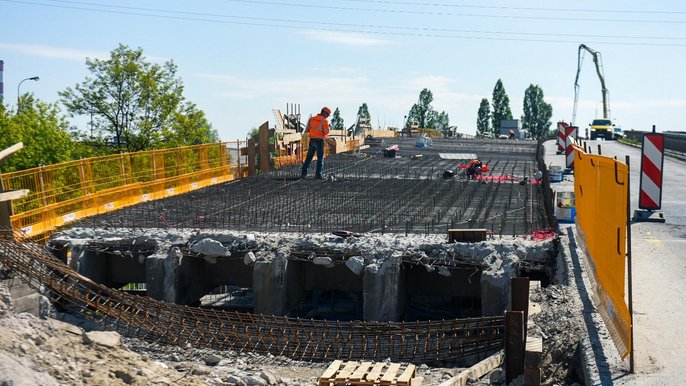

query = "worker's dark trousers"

[{"left": 301, "top": 138, "right": 325, "bottom": 179}]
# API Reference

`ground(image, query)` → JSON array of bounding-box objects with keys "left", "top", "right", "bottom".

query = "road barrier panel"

[
  {"left": 557, "top": 122, "right": 568, "bottom": 153},
  {"left": 565, "top": 126, "right": 577, "bottom": 170},
  {"left": 634, "top": 132, "right": 666, "bottom": 222}
]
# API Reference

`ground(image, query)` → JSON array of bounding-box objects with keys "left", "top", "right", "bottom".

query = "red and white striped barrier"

[
  {"left": 557, "top": 122, "right": 568, "bottom": 152},
  {"left": 639, "top": 133, "right": 664, "bottom": 210},
  {"left": 565, "top": 126, "right": 577, "bottom": 169}
]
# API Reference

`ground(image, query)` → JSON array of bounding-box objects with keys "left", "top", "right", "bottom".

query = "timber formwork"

[{"left": 76, "top": 138, "right": 550, "bottom": 236}]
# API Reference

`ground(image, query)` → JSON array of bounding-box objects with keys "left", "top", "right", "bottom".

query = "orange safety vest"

[{"left": 306, "top": 114, "right": 329, "bottom": 139}]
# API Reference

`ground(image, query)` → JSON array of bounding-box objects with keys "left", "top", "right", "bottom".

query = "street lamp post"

[{"left": 17, "top": 76, "right": 40, "bottom": 112}]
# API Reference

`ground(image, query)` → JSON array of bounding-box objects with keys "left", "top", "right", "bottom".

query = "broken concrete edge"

[
  {"left": 47, "top": 227, "right": 559, "bottom": 308},
  {"left": 49, "top": 227, "right": 555, "bottom": 269},
  {"left": 557, "top": 225, "right": 624, "bottom": 385}
]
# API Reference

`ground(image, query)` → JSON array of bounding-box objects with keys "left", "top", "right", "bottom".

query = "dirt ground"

[
  {"left": 0, "top": 229, "right": 593, "bottom": 386},
  {"left": 0, "top": 269, "right": 589, "bottom": 386}
]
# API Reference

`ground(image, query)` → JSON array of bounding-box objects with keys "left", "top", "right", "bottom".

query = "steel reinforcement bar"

[{"left": 0, "top": 235, "right": 504, "bottom": 365}]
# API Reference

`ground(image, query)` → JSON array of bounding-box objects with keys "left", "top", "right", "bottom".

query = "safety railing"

[
  {"left": 271, "top": 136, "right": 362, "bottom": 170},
  {"left": 0, "top": 142, "right": 245, "bottom": 239}
]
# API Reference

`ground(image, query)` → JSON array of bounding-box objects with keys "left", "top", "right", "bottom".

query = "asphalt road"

[{"left": 583, "top": 140, "right": 686, "bottom": 385}]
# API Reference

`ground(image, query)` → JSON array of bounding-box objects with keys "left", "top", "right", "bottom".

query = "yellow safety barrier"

[
  {"left": 273, "top": 136, "right": 361, "bottom": 170},
  {"left": 0, "top": 143, "right": 244, "bottom": 240},
  {"left": 573, "top": 144, "right": 631, "bottom": 359}
]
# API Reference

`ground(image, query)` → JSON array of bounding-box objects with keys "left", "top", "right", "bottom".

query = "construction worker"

[
  {"left": 301, "top": 107, "right": 331, "bottom": 179},
  {"left": 467, "top": 159, "right": 483, "bottom": 179}
]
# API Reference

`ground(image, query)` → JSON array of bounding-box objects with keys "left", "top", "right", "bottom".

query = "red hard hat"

[{"left": 321, "top": 107, "right": 331, "bottom": 116}]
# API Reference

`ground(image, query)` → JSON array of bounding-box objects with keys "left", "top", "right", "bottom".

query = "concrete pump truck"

[{"left": 572, "top": 44, "right": 615, "bottom": 140}]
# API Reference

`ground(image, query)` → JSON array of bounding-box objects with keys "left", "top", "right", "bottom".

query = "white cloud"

[
  {"left": 0, "top": 43, "right": 108, "bottom": 61},
  {"left": 298, "top": 31, "right": 393, "bottom": 46}
]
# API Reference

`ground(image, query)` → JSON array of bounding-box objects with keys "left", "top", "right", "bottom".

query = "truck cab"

[{"left": 589, "top": 118, "right": 613, "bottom": 140}]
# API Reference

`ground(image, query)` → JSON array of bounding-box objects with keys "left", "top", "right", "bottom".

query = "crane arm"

[{"left": 572, "top": 44, "right": 609, "bottom": 125}]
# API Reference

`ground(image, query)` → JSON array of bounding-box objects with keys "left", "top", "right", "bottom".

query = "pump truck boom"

[{"left": 572, "top": 44, "right": 614, "bottom": 140}]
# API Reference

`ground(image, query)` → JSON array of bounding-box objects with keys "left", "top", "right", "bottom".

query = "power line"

[
  {"left": 219, "top": 0, "right": 686, "bottom": 23},
  {"left": 4, "top": 0, "right": 686, "bottom": 47},
  {"left": 340, "top": 0, "right": 686, "bottom": 15},
  {"left": 14, "top": 0, "right": 686, "bottom": 42}
]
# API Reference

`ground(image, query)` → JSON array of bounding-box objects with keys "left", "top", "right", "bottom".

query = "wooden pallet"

[{"left": 318, "top": 360, "right": 423, "bottom": 386}]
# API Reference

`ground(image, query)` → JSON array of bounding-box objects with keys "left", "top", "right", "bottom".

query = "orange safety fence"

[
  {"left": 272, "top": 135, "right": 361, "bottom": 170},
  {"left": 573, "top": 144, "right": 631, "bottom": 359},
  {"left": 0, "top": 142, "right": 246, "bottom": 240}
]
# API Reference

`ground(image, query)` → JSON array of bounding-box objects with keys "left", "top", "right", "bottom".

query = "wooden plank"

[
  {"left": 258, "top": 121, "right": 270, "bottom": 173},
  {"left": 365, "top": 362, "right": 386, "bottom": 382},
  {"left": 0, "top": 189, "right": 29, "bottom": 202},
  {"left": 467, "top": 351, "right": 504, "bottom": 381},
  {"left": 350, "top": 362, "right": 373, "bottom": 381},
  {"left": 380, "top": 363, "right": 401, "bottom": 384},
  {"left": 525, "top": 336, "right": 544, "bottom": 368},
  {"left": 0, "top": 143, "right": 23, "bottom": 164},
  {"left": 320, "top": 360, "right": 343, "bottom": 383},
  {"left": 410, "top": 377, "right": 424, "bottom": 386},
  {"left": 335, "top": 361, "right": 359, "bottom": 382},
  {"left": 447, "top": 228, "right": 487, "bottom": 243},
  {"left": 505, "top": 311, "right": 525, "bottom": 384},
  {"left": 396, "top": 364, "right": 416, "bottom": 384},
  {"left": 438, "top": 350, "right": 503, "bottom": 386},
  {"left": 524, "top": 368, "right": 541, "bottom": 386}
]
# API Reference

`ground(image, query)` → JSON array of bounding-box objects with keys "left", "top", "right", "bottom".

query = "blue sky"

[{"left": 2, "top": 0, "right": 685, "bottom": 141}]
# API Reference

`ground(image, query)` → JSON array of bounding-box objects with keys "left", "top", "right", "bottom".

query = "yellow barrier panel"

[
  {"left": 573, "top": 145, "right": 631, "bottom": 359},
  {"left": 271, "top": 138, "right": 360, "bottom": 170},
  {"left": 0, "top": 143, "right": 241, "bottom": 240}
]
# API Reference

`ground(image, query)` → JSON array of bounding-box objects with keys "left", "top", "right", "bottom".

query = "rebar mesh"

[
  {"left": 75, "top": 139, "right": 550, "bottom": 236},
  {"left": 0, "top": 233, "right": 504, "bottom": 365}
]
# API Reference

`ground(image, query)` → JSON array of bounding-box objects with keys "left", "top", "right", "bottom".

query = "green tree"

[
  {"left": 0, "top": 96, "right": 80, "bottom": 172},
  {"left": 331, "top": 107, "right": 345, "bottom": 131},
  {"left": 60, "top": 44, "right": 216, "bottom": 153},
  {"left": 406, "top": 88, "right": 433, "bottom": 129},
  {"left": 163, "top": 102, "right": 219, "bottom": 146},
  {"left": 476, "top": 98, "right": 491, "bottom": 138},
  {"left": 246, "top": 127, "right": 259, "bottom": 140},
  {"left": 491, "top": 79, "right": 513, "bottom": 138},
  {"left": 521, "top": 84, "right": 553, "bottom": 139},
  {"left": 429, "top": 111, "right": 450, "bottom": 135}
]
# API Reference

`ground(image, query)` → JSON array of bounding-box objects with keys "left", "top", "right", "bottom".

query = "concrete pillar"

[
  {"left": 480, "top": 272, "right": 511, "bottom": 316},
  {"left": 363, "top": 257, "right": 404, "bottom": 322},
  {"left": 253, "top": 253, "right": 288, "bottom": 315},
  {"left": 145, "top": 246, "right": 181, "bottom": 303}
]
